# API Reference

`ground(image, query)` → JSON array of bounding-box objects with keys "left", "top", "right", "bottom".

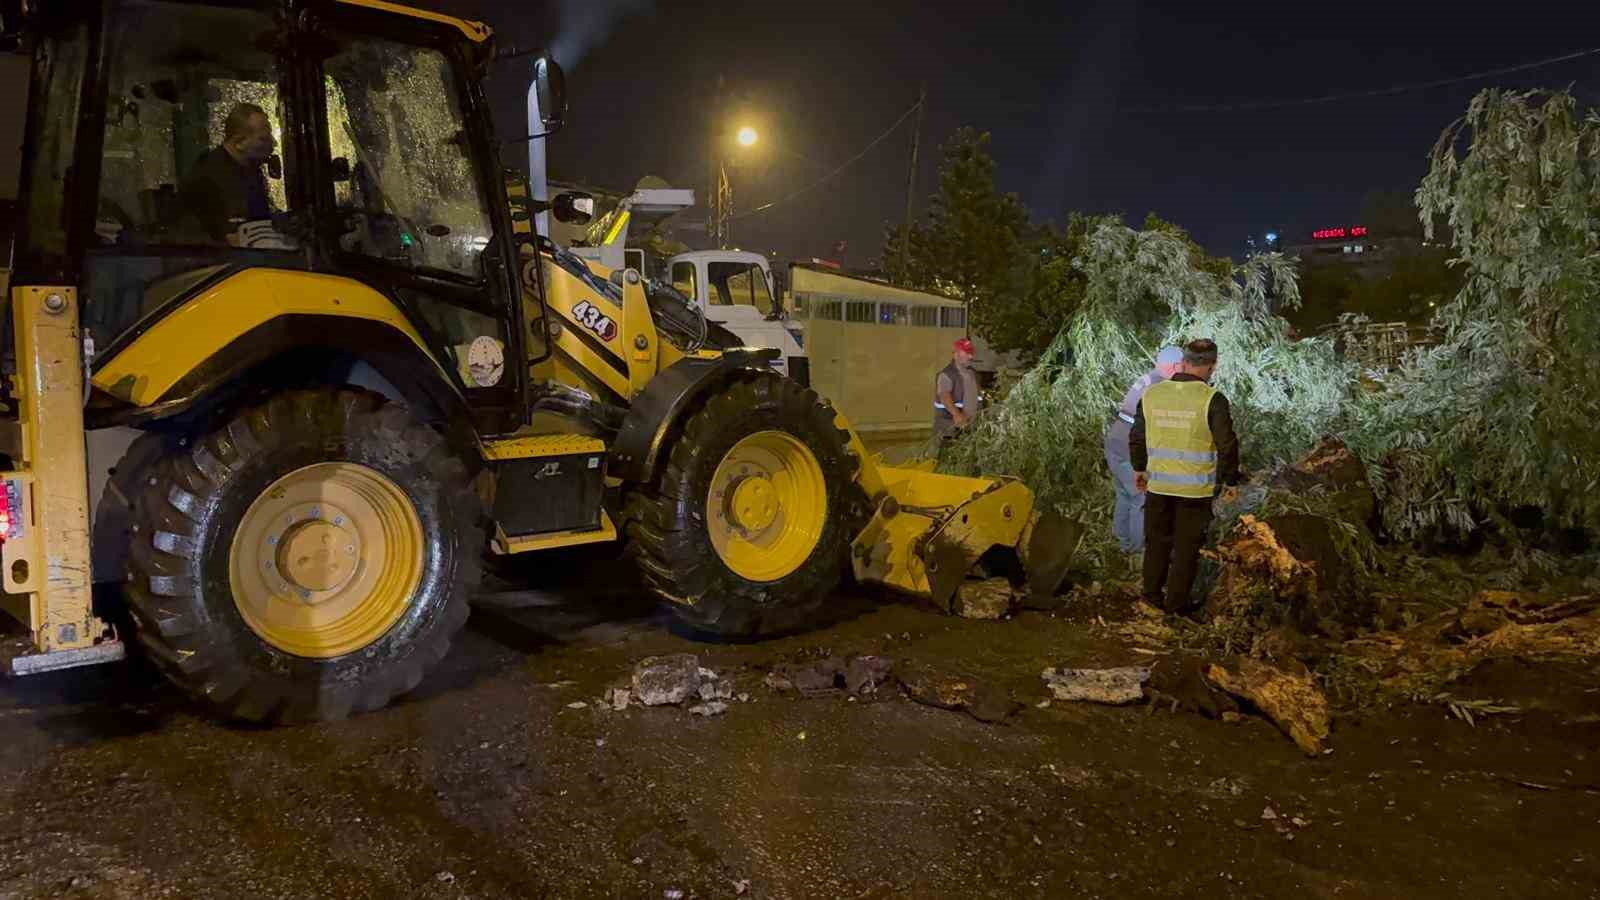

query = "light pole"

[{"left": 709, "top": 124, "right": 758, "bottom": 249}]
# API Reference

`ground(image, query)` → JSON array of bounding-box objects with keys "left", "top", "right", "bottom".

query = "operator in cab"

[{"left": 176, "top": 102, "right": 276, "bottom": 244}]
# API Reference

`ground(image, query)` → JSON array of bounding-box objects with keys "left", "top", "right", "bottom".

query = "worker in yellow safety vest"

[{"left": 1129, "top": 338, "right": 1241, "bottom": 614}]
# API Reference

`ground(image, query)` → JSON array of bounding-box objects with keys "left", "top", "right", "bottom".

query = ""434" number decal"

[{"left": 571, "top": 300, "right": 618, "bottom": 342}]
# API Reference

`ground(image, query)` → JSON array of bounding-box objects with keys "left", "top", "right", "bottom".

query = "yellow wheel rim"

[
  {"left": 707, "top": 430, "right": 828, "bottom": 582},
  {"left": 228, "top": 462, "right": 425, "bottom": 659}
]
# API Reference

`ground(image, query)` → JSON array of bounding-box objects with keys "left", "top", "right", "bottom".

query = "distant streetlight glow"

[{"left": 736, "top": 126, "right": 759, "bottom": 147}]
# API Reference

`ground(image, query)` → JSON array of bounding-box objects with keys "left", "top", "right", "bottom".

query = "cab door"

[{"left": 308, "top": 8, "right": 525, "bottom": 435}]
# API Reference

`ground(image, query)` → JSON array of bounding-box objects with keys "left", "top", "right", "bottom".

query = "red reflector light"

[{"left": 0, "top": 478, "right": 19, "bottom": 541}]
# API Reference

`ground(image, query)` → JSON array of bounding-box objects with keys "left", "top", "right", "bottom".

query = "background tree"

[
  {"left": 1344, "top": 88, "right": 1600, "bottom": 539},
  {"left": 881, "top": 128, "right": 1036, "bottom": 350}
]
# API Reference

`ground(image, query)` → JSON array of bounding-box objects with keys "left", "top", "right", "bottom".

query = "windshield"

[
  {"left": 708, "top": 261, "right": 775, "bottom": 315},
  {"left": 323, "top": 36, "right": 492, "bottom": 280}
]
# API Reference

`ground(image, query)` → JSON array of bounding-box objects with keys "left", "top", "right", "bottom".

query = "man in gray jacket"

[
  {"left": 1104, "top": 346, "right": 1183, "bottom": 555},
  {"left": 933, "top": 337, "right": 981, "bottom": 440}
]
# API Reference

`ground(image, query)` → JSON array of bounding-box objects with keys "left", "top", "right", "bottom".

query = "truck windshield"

[{"left": 708, "top": 261, "right": 774, "bottom": 316}]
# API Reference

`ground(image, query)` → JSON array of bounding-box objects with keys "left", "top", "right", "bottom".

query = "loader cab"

[{"left": 11, "top": 0, "right": 543, "bottom": 435}]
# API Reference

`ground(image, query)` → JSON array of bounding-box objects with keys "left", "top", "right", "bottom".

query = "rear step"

[{"left": 10, "top": 640, "right": 126, "bottom": 676}]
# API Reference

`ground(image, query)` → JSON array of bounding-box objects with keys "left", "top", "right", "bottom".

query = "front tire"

[
  {"left": 627, "top": 371, "right": 869, "bottom": 637},
  {"left": 123, "top": 389, "right": 484, "bottom": 723}
]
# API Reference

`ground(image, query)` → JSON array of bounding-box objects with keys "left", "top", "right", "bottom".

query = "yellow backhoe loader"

[{"left": 0, "top": 0, "right": 1077, "bottom": 722}]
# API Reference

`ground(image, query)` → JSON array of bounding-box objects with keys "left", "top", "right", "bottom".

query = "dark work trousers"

[{"left": 1142, "top": 492, "right": 1214, "bottom": 612}]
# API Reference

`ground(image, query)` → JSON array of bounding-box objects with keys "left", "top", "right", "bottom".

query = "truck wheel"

[
  {"left": 627, "top": 371, "right": 869, "bottom": 637},
  {"left": 123, "top": 389, "right": 483, "bottom": 723}
]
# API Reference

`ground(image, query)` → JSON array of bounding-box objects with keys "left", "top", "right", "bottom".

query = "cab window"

[
  {"left": 80, "top": 1, "right": 295, "bottom": 346},
  {"left": 708, "top": 261, "right": 775, "bottom": 315},
  {"left": 323, "top": 37, "right": 492, "bottom": 281},
  {"left": 671, "top": 262, "right": 698, "bottom": 301},
  {"left": 94, "top": 1, "right": 291, "bottom": 250}
]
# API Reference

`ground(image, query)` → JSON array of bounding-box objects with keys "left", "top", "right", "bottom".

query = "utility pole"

[
  {"left": 708, "top": 74, "right": 724, "bottom": 248},
  {"left": 897, "top": 85, "right": 926, "bottom": 284}
]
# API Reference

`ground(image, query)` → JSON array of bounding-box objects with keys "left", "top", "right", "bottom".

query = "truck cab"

[{"left": 665, "top": 249, "right": 806, "bottom": 383}]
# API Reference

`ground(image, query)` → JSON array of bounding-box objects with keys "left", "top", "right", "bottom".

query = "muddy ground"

[{"left": 2, "top": 549, "right": 1598, "bottom": 899}]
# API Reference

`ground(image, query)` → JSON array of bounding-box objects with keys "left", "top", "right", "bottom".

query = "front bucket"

[{"left": 849, "top": 465, "right": 1082, "bottom": 609}]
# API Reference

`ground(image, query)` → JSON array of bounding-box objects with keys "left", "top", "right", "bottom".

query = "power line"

[
  {"left": 1124, "top": 45, "right": 1600, "bottom": 113},
  {"left": 731, "top": 98, "right": 923, "bottom": 221}
]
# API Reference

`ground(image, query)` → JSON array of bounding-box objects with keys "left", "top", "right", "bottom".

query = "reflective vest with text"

[{"left": 1140, "top": 379, "right": 1218, "bottom": 499}]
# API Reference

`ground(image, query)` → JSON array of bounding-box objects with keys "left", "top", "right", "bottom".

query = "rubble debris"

[
  {"left": 699, "top": 677, "right": 735, "bottom": 703},
  {"left": 1205, "top": 657, "right": 1331, "bottom": 755},
  {"left": 1040, "top": 666, "right": 1150, "bottom": 705},
  {"left": 784, "top": 657, "right": 847, "bottom": 696},
  {"left": 768, "top": 656, "right": 895, "bottom": 698},
  {"left": 1146, "top": 656, "right": 1240, "bottom": 720},
  {"left": 1341, "top": 590, "right": 1600, "bottom": 702},
  {"left": 606, "top": 688, "right": 632, "bottom": 711},
  {"left": 897, "top": 664, "right": 1021, "bottom": 723},
  {"left": 955, "top": 578, "right": 1017, "bottom": 620},
  {"left": 688, "top": 702, "right": 728, "bottom": 718},
  {"left": 565, "top": 701, "right": 588, "bottom": 710},
  {"left": 844, "top": 656, "right": 894, "bottom": 695},
  {"left": 1115, "top": 600, "right": 1179, "bottom": 648},
  {"left": 631, "top": 654, "right": 702, "bottom": 706}
]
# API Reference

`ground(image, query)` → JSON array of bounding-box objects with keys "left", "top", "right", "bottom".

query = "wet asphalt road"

[{"left": 2, "top": 564, "right": 1599, "bottom": 899}]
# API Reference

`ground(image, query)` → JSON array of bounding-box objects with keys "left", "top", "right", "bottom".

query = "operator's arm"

[{"left": 1209, "top": 393, "right": 1241, "bottom": 488}]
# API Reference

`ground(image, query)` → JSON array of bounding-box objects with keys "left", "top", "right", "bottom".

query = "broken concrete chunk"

[
  {"left": 898, "top": 664, "right": 1020, "bottom": 723},
  {"left": 607, "top": 687, "right": 632, "bottom": 711},
  {"left": 632, "top": 654, "right": 702, "bottom": 706},
  {"left": 688, "top": 702, "right": 727, "bottom": 717},
  {"left": 1041, "top": 666, "right": 1150, "bottom": 705},
  {"left": 699, "top": 678, "right": 736, "bottom": 703},
  {"left": 1205, "top": 656, "right": 1331, "bottom": 756},
  {"left": 955, "top": 578, "right": 1017, "bottom": 620},
  {"left": 775, "top": 657, "right": 847, "bottom": 696},
  {"left": 844, "top": 656, "right": 894, "bottom": 695}
]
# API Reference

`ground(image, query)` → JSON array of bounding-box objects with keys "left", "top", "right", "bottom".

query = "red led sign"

[{"left": 1312, "top": 226, "right": 1368, "bottom": 241}]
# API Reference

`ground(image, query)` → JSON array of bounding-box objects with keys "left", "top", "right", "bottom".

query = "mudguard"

[{"left": 609, "top": 348, "right": 780, "bottom": 485}]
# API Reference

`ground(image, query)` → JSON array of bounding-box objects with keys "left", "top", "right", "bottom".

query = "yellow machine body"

[
  {"left": 91, "top": 269, "right": 443, "bottom": 407},
  {"left": 2, "top": 288, "right": 120, "bottom": 670},
  {"left": 0, "top": 0, "right": 1075, "bottom": 693}
]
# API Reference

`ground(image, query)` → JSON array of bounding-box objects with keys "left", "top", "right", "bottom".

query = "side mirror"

[
  {"left": 552, "top": 191, "right": 594, "bottom": 225},
  {"left": 533, "top": 56, "right": 567, "bottom": 130},
  {"left": 265, "top": 154, "right": 283, "bottom": 180},
  {"left": 330, "top": 157, "right": 352, "bottom": 183}
]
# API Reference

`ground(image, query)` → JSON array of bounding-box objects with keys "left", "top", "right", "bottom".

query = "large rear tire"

[
  {"left": 123, "top": 389, "right": 484, "bottom": 723},
  {"left": 627, "top": 371, "right": 869, "bottom": 637}
]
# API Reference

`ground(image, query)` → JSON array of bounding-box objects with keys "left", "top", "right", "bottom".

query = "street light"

[{"left": 711, "top": 124, "right": 761, "bottom": 247}]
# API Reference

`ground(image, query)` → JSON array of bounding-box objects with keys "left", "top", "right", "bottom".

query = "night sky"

[{"left": 425, "top": 0, "right": 1600, "bottom": 262}]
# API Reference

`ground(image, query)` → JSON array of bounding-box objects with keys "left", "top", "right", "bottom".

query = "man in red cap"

[{"left": 933, "top": 337, "right": 982, "bottom": 440}]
